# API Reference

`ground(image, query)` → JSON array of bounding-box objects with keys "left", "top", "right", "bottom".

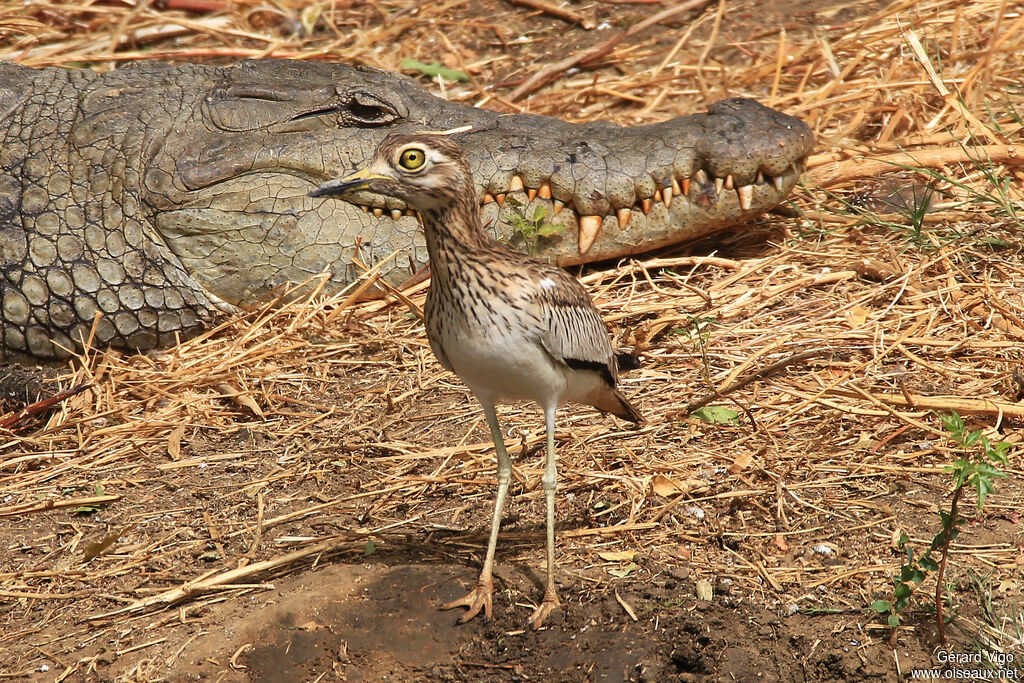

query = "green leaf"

[
  {"left": 608, "top": 562, "right": 638, "bottom": 578},
  {"left": 990, "top": 441, "right": 1011, "bottom": 464},
  {"left": 893, "top": 582, "right": 912, "bottom": 600},
  {"left": 536, "top": 222, "right": 565, "bottom": 237},
  {"left": 869, "top": 600, "right": 891, "bottom": 613},
  {"left": 692, "top": 405, "right": 740, "bottom": 425},
  {"left": 939, "top": 411, "right": 965, "bottom": 437},
  {"left": 364, "top": 539, "right": 377, "bottom": 556},
  {"left": 400, "top": 59, "right": 470, "bottom": 82},
  {"left": 887, "top": 614, "right": 900, "bottom": 628},
  {"left": 920, "top": 556, "right": 939, "bottom": 572}
]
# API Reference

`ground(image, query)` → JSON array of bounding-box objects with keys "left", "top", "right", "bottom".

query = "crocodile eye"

[
  {"left": 346, "top": 91, "right": 401, "bottom": 126},
  {"left": 398, "top": 147, "right": 427, "bottom": 172}
]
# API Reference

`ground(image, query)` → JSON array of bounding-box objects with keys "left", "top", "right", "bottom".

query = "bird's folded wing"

[{"left": 537, "top": 301, "right": 617, "bottom": 386}]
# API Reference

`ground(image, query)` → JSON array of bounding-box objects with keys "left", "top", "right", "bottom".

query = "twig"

[
  {"left": 86, "top": 534, "right": 360, "bottom": 620},
  {"left": 507, "top": 0, "right": 595, "bottom": 29},
  {"left": 935, "top": 483, "right": 963, "bottom": 644},
  {"left": 681, "top": 350, "right": 827, "bottom": 415},
  {"left": 509, "top": 0, "right": 713, "bottom": 100},
  {"left": 827, "top": 389, "right": 1024, "bottom": 419},
  {"left": 0, "top": 495, "right": 121, "bottom": 519},
  {"left": 807, "top": 145, "right": 1024, "bottom": 187},
  {"left": 0, "top": 383, "right": 92, "bottom": 430}
]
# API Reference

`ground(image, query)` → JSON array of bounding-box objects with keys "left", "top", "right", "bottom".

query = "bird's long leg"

[
  {"left": 528, "top": 403, "right": 561, "bottom": 630},
  {"left": 441, "top": 398, "right": 511, "bottom": 623}
]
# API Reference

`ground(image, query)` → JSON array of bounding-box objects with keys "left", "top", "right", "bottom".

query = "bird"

[{"left": 310, "top": 132, "right": 643, "bottom": 630}]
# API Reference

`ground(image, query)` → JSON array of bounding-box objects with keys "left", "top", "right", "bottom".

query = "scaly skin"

[{"left": 0, "top": 59, "right": 813, "bottom": 359}]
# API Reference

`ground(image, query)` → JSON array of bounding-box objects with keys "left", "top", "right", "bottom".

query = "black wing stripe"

[{"left": 564, "top": 357, "right": 614, "bottom": 386}]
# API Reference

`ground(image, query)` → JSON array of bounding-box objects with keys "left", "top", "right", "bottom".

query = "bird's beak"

[{"left": 309, "top": 167, "right": 390, "bottom": 198}]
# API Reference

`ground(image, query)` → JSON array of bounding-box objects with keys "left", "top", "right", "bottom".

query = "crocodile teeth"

[
  {"left": 527, "top": 188, "right": 537, "bottom": 201},
  {"left": 756, "top": 170, "right": 764, "bottom": 184},
  {"left": 483, "top": 193, "right": 495, "bottom": 204},
  {"left": 552, "top": 199, "right": 565, "bottom": 215},
  {"left": 682, "top": 178, "right": 691, "bottom": 195},
  {"left": 736, "top": 184, "right": 753, "bottom": 211},
  {"left": 373, "top": 208, "right": 383, "bottom": 218},
  {"left": 495, "top": 193, "right": 506, "bottom": 206},
  {"left": 714, "top": 177, "right": 724, "bottom": 194},
  {"left": 405, "top": 209, "right": 416, "bottom": 217},
  {"left": 695, "top": 169, "right": 709, "bottom": 185},
  {"left": 663, "top": 185, "right": 673, "bottom": 208},
  {"left": 641, "top": 198, "right": 652, "bottom": 214},
  {"left": 653, "top": 188, "right": 663, "bottom": 202},
  {"left": 508, "top": 174, "right": 524, "bottom": 192},
  {"left": 724, "top": 174, "right": 734, "bottom": 190},
  {"left": 391, "top": 209, "right": 403, "bottom": 221},
  {"left": 537, "top": 181, "right": 552, "bottom": 199},
  {"left": 773, "top": 175, "right": 784, "bottom": 191},
  {"left": 578, "top": 215, "right": 602, "bottom": 254},
  {"left": 616, "top": 207, "right": 632, "bottom": 229},
  {"left": 671, "top": 177, "right": 681, "bottom": 195}
]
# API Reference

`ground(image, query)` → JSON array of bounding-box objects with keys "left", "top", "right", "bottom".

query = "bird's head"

[{"left": 310, "top": 132, "right": 472, "bottom": 212}]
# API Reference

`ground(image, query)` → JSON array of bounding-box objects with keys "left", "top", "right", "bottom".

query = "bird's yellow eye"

[{"left": 398, "top": 147, "right": 427, "bottom": 171}]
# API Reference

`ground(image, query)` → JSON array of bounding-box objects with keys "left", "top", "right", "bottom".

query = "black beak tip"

[{"left": 309, "top": 182, "right": 339, "bottom": 198}]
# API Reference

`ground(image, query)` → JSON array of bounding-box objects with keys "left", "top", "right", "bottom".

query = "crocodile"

[{"left": 0, "top": 59, "right": 813, "bottom": 360}]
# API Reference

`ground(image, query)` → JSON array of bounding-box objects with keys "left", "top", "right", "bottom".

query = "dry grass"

[{"left": 1, "top": 0, "right": 1023, "bottom": 678}]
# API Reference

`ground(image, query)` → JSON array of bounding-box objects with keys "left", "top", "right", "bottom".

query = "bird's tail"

[
  {"left": 594, "top": 388, "right": 644, "bottom": 425},
  {"left": 615, "top": 352, "right": 641, "bottom": 372}
]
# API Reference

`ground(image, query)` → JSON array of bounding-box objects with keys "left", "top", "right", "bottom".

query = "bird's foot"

[
  {"left": 441, "top": 579, "right": 493, "bottom": 623},
  {"left": 528, "top": 589, "right": 561, "bottom": 630}
]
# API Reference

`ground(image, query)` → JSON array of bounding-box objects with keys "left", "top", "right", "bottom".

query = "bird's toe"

[
  {"left": 441, "top": 582, "right": 493, "bottom": 623},
  {"left": 527, "top": 594, "right": 561, "bottom": 630}
]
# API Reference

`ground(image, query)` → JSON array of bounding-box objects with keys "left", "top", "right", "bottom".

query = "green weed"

[{"left": 871, "top": 411, "right": 1010, "bottom": 642}]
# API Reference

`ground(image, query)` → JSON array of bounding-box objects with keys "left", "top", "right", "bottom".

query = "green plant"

[
  {"left": 815, "top": 136, "right": 1021, "bottom": 252},
  {"left": 832, "top": 178, "right": 950, "bottom": 249},
  {"left": 691, "top": 405, "right": 740, "bottom": 425},
  {"left": 504, "top": 197, "right": 565, "bottom": 254},
  {"left": 871, "top": 411, "right": 1010, "bottom": 642},
  {"left": 72, "top": 483, "right": 108, "bottom": 515},
  {"left": 672, "top": 316, "right": 716, "bottom": 381}
]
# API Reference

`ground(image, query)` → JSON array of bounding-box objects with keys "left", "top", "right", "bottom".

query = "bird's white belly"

[{"left": 439, "top": 326, "right": 567, "bottom": 406}]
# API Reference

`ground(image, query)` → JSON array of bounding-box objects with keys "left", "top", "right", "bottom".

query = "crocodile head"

[
  {"left": 0, "top": 59, "right": 812, "bottom": 359},
  {"left": 145, "top": 60, "right": 812, "bottom": 305}
]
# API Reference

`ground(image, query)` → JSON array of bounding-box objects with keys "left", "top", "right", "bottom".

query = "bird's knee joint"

[{"left": 541, "top": 472, "right": 557, "bottom": 491}]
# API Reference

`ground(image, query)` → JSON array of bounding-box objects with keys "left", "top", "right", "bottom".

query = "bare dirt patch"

[{"left": 2, "top": 0, "right": 1023, "bottom": 681}]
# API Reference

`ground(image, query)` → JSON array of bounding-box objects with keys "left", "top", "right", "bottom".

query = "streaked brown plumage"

[{"left": 311, "top": 132, "right": 642, "bottom": 629}]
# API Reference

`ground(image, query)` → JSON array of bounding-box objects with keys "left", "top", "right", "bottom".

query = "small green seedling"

[
  {"left": 504, "top": 197, "right": 565, "bottom": 254},
  {"left": 872, "top": 411, "right": 1010, "bottom": 642}
]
